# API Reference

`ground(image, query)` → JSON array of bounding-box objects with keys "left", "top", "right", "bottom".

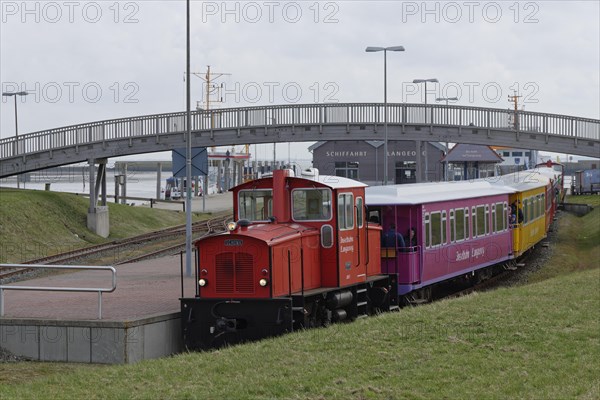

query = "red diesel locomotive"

[{"left": 181, "top": 169, "right": 396, "bottom": 350}]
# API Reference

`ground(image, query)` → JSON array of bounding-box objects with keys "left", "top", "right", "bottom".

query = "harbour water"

[
  {"left": 0, "top": 160, "right": 313, "bottom": 205},
  {"left": 0, "top": 170, "right": 211, "bottom": 205}
]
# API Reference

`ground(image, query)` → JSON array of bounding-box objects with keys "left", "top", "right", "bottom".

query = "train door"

[
  {"left": 508, "top": 194, "right": 522, "bottom": 256},
  {"left": 337, "top": 192, "right": 362, "bottom": 286},
  {"left": 356, "top": 196, "right": 366, "bottom": 267}
]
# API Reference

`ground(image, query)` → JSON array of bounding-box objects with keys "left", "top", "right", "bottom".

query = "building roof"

[
  {"left": 441, "top": 144, "right": 504, "bottom": 163},
  {"left": 309, "top": 140, "right": 447, "bottom": 152}
]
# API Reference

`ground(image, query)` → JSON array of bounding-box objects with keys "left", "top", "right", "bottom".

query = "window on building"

[
  {"left": 525, "top": 152, "right": 531, "bottom": 157},
  {"left": 503, "top": 151, "right": 510, "bottom": 157},
  {"left": 292, "top": 189, "right": 332, "bottom": 221},
  {"left": 238, "top": 189, "right": 273, "bottom": 221},
  {"left": 335, "top": 162, "right": 359, "bottom": 180},
  {"left": 395, "top": 161, "right": 417, "bottom": 184},
  {"left": 512, "top": 151, "right": 523, "bottom": 157}
]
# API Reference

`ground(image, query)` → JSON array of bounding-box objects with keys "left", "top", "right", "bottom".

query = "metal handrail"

[
  {"left": 0, "top": 264, "right": 117, "bottom": 319},
  {"left": 1, "top": 103, "right": 598, "bottom": 159}
]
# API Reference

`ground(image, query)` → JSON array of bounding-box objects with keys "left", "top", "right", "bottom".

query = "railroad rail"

[{"left": 0, "top": 214, "right": 230, "bottom": 282}]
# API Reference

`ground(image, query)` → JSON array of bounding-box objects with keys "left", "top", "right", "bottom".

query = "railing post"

[
  {"left": 0, "top": 288, "right": 4, "bottom": 317},
  {"left": 98, "top": 291, "right": 102, "bottom": 319},
  {"left": 346, "top": 105, "right": 350, "bottom": 133}
]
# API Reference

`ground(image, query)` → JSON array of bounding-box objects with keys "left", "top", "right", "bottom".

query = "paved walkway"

[
  {"left": 1, "top": 255, "right": 197, "bottom": 321},
  {"left": 143, "top": 192, "right": 233, "bottom": 214}
]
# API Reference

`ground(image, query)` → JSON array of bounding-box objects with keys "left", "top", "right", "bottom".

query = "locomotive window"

[
  {"left": 465, "top": 208, "right": 470, "bottom": 240},
  {"left": 292, "top": 189, "right": 332, "bottom": 221},
  {"left": 238, "top": 189, "right": 273, "bottom": 221},
  {"left": 321, "top": 225, "right": 334, "bottom": 248},
  {"left": 485, "top": 205, "right": 489, "bottom": 235},
  {"left": 356, "top": 197, "right": 364, "bottom": 228},
  {"left": 337, "top": 193, "right": 354, "bottom": 230}
]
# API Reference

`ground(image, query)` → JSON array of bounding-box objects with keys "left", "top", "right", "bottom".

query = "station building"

[
  {"left": 441, "top": 144, "right": 504, "bottom": 181},
  {"left": 309, "top": 140, "right": 446, "bottom": 185}
]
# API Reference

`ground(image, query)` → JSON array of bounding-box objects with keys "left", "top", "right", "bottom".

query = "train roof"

[
  {"left": 489, "top": 169, "right": 552, "bottom": 191},
  {"left": 366, "top": 181, "right": 515, "bottom": 205},
  {"left": 233, "top": 173, "right": 367, "bottom": 191},
  {"left": 297, "top": 175, "right": 368, "bottom": 189}
]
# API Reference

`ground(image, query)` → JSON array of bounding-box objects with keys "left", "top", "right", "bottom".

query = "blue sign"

[{"left": 172, "top": 148, "right": 208, "bottom": 177}]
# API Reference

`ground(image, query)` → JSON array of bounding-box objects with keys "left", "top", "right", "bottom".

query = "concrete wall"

[{"left": 0, "top": 312, "right": 182, "bottom": 364}]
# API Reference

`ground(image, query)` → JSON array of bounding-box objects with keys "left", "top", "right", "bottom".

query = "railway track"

[{"left": 0, "top": 213, "right": 231, "bottom": 281}]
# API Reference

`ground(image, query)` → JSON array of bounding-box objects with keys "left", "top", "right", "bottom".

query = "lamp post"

[
  {"left": 2, "top": 91, "right": 29, "bottom": 188},
  {"left": 413, "top": 79, "right": 438, "bottom": 182},
  {"left": 413, "top": 78, "right": 438, "bottom": 107},
  {"left": 185, "top": 0, "right": 193, "bottom": 277},
  {"left": 435, "top": 97, "right": 458, "bottom": 181},
  {"left": 366, "top": 45, "right": 405, "bottom": 185},
  {"left": 435, "top": 96, "right": 458, "bottom": 105}
]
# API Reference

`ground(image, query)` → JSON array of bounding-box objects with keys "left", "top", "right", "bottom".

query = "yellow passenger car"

[{"left": 495, "top": 171, "right": 551, "bottom": 257}]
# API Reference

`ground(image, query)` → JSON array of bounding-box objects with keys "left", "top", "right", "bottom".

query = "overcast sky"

[{"left": 1, "top": 0, "right": 599, "bottom": 161}]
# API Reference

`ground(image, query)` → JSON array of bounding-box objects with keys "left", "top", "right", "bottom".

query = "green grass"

[
  {"left": 0, "top": 188, "right": 208, "bottom": 263},
  {"left": 1, "top": 267, "right": 598, "bottom": 399},
  {"left": 0, "top": 193, "right": 598, "bottom": 399},
  {"left": 528, "top": 195, "right": 600, "bottom": 283}
]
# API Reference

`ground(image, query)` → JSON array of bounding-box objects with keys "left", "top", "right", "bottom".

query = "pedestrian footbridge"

[{"left": 1, "top": 102, "right": 599, "bottom": 178}]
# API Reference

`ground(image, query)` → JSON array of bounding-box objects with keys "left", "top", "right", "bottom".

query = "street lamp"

[
  {"left": 366, "top": 45, "right": 405, "bottom": 185},
  {"left": 2, "top": 91, "right": 29, "bottom": 188},
  {"left": 413, "top": 78, "right": 438, "bottom": 106},
  {"left": 435, "top": 96, "right": 458, "bottom": 105},
  {"left": 413, "top": 79, "right": 438, "bottom": 183},
  {"left": 435, "top": 97, "right": 458, "bottom": 181}
]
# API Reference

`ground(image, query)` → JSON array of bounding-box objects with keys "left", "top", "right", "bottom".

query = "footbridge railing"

[{"left": 1, "top": 103, "right": 599, "bottom": 160}]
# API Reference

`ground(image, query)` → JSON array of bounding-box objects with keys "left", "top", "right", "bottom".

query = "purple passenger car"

[{"left": 366, "top": 181, "right": 515, "bottom": 297}]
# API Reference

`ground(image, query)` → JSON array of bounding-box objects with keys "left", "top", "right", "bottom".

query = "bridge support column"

[
  {"left": 156, "top": 162, "right": 162, "bottom": 199},
  {"left": 87, "top": 158, "right": 109, "bottom": 238},
  {"left": 415, "top": 141, "right": 423, "bottom": 183}
]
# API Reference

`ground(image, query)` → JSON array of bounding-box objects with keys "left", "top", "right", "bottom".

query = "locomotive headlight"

[
  {"left": 227, "top": 221, "right": 237, "bottom": 232},
  {"left": 259, "top": 278, "right": 269, "bottom": 287},
  {"left": 199, "top": 278, "right": 207, "bottom": 287}
]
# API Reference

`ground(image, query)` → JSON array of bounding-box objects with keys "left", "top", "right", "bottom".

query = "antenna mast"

[{"left": 508, "top": 91, "right": 522, "bottom": 130}]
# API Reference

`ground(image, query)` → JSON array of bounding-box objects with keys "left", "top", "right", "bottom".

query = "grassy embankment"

[
  {"left": 0, "top": 188, "right": 209, "bottom": 263},
  {"left": 0, "top": 196, "right": 598, "bottom": 399}
]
